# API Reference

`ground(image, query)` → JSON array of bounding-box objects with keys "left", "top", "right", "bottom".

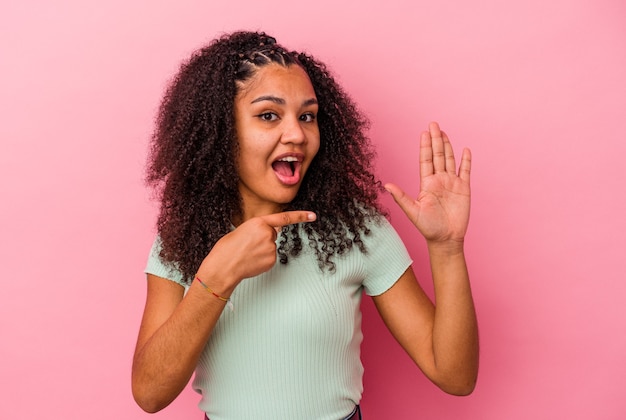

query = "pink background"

[{"left": 1, "top": 0, "right": 625, "bottom": 418}]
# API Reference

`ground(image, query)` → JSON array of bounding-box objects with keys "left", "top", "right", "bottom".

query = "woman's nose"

[{"left": 280, "top": 117, "right": 306, "bottom": 144}]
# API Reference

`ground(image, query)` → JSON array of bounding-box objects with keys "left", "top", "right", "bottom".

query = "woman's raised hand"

[
  {"left": 197, "top": 211, "right": 317, "bottom": 285},
  {"left": 385, "top": 122, "right": 471, "bottom": 245}
]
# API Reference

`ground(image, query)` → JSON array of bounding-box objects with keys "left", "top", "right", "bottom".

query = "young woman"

[{"left": 132, "top": 31, "right": 478, "bottom": 419}]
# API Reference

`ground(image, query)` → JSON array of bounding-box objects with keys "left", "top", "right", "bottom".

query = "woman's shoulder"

[{"left": 144, "top": 236, "right": 188, "bottom": 288}]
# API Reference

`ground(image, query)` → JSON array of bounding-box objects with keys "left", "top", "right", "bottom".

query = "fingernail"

[{"left": 307, "top": 212, "right": 317, "bottom": 221}]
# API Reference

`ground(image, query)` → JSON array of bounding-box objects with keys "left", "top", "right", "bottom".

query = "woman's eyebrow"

[
  {"left": 251, "top": 95, "right": 285, "bottom": 105},
  {"left": 250, "top": 96, "right": 318, "bottom": 106}
]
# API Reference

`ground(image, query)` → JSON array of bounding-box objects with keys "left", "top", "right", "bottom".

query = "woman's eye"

[
  {"left": 300, "top": 113, "right": 316, "bottom": 122},
  {"left": 258, "top": 112, "right": 278, "bottom": 121}
]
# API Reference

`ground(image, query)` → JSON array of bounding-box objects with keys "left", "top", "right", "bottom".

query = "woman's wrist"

[
  {"left": 426, "top": 238, "right": 465, "bottom": 257},
  {"left": 194, "top": 263, "right": 240, "bottom": 297}
]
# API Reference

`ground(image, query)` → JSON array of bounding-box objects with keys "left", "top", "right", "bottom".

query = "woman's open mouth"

[{"left": 272, "top": 155, "right": 303, "bottom": 186}]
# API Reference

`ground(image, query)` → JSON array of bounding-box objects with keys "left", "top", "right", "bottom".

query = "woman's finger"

[
  {"left": 459, "top": 148, "right": 472, "bottom": 182},
  {"left": 260, "top": 211, "right": 317, "bottom": 229},
  {"left": 420, "top": 130, "right": 434, "bottom": 179},
  {"left": 429, "top": 122, "right": 446, "bottom": 174},
  {"left": 442, "top": 130, "right": 457, "bottom": 175}
]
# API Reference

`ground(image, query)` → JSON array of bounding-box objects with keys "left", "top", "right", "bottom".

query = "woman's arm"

[
  {"left": 132, "top": 274, "right": 229, "bottom": 412},
  {"left": 378, "top": 122, "right": 479, "bottom": 395},
  {"left": 372, "top": 257, "right": 478, "bottom": 394},
  {"left": 131, "top": 211, "right": 316, "bottom": 412}
]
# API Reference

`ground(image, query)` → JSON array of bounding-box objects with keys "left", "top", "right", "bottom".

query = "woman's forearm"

[{"left": 428, "top": 240, "right": 479, "bottom": 395}]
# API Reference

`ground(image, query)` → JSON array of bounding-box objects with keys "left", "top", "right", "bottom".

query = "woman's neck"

[{"left": 232, "top": 202, "right": 287, "bottom": 226}]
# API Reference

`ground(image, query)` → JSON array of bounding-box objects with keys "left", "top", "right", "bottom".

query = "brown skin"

[
  {"left": 135, "top": 31, "right": 478, "bottom": 414},
  {"left": 132, "top": 122, "right": 478, "bottom": 412},
  {"left": 134, "top": 64, "right": 325, "bottom": 411},
  {"left": 381, "top": 122, "right": 478, "bottom": 394},
  {"left": 132, "top": 211, "right": 317, "bottom": 412},
  {"left": 233, "top": 64, "right": 320, "bottom": 221}
]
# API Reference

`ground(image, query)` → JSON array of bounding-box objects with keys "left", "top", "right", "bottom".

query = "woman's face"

[{"left": 234, "top": 63, "right": 320, "bottom": 221}]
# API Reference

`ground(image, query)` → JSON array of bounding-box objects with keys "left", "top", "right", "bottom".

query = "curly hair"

[{"left": 146, "top": 31, "right": 386, "bottom": 284}]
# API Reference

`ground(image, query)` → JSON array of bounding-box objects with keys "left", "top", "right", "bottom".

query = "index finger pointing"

[{"left": 261, "top": 211, "right": 317, "bottom": 229}]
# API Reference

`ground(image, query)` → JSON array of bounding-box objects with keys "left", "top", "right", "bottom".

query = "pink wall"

[{"left": 1, "top": 1, "right": 625, "bottom": 418}]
